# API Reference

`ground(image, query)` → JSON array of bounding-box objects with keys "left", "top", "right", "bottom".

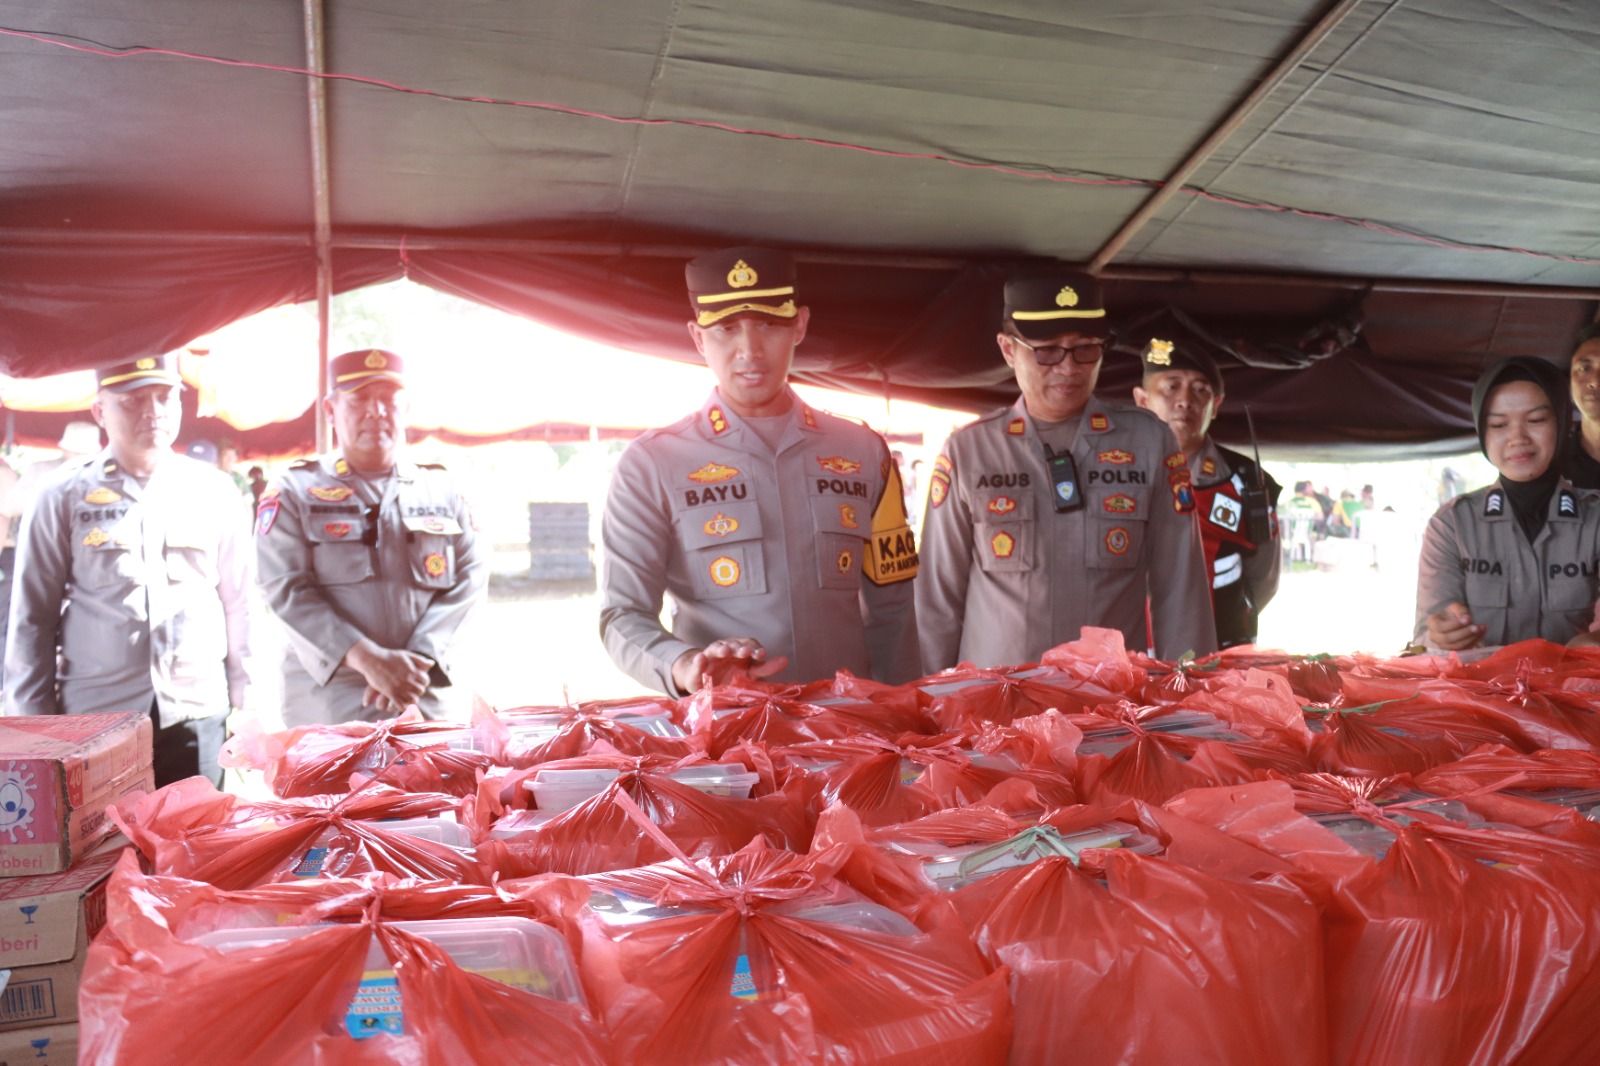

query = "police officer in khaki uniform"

[
  {"left": 1131, "top": 322, "right": 1282, "bottom": 648},
  {"left": 256, "top": 350, "right": 486, "bottom": 726},
  {"left": 1417, "top": 356, "right": 1600, "bottom": 649},
  {"left": 4, "top": 356, "right": 252, "bottom": 787},
  {"left": 916, "top": 272, "right": 1216, "bottom": 671},
  {"left": 599, "top": 247, "right": 920, "bottom": 695}
]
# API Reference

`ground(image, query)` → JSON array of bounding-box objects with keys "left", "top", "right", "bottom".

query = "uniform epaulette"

[{"left": 290, "top": 458, "right": 319, "bottom": 470}]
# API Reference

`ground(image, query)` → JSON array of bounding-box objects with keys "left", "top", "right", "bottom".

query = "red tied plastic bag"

[
  {"left": 578, "top": 836, "right": 1012, "bottom": 1066},
  {"left": 222, "top": 711, "right": 492, "bottom": 798},
  {"left": 478, "top": 695, "right": 699, "bottom": 766},
  {"left": 778, "top": 670, "right": 939, "bottom": 736},
  {"left": 1037, "top": 626, "right": 1148, "bottom": 695},
  {"left": 80, "top": 856, "right": 609, "bottom": 1066},
  {"left": 924, "top": 665, "right": 1126, "bottom": 731},
  {"left": 683, "top": 682, "right": 866, "bottom": 756},
  {"left": 112, "top": 778, "right": 486, "bottom": 889},
  {"left": 1073, "top": 710, "right": 1263, "bottom": 806},
  {"left": 941, "top": 809, "right": 1325, "bottom": 1066},
  {"left": 1320, "top": 817, "right": 1600, "bottom": 1066},
  {"left": 477, "top": 756, "right": 814, "bottom": 876},
  {"left": 1305, "top": 696, "right": 1529, "bottom": 777},
  {"left": 1415, "top": 746, "right": 1600, "bottom": 839}
]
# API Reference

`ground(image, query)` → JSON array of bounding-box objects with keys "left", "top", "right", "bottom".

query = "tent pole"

[
  {"left": 304, "top": 0, "right": 334, "bottom": 454},
  {"left": 1086, "top": 0, "right": 1372, "bottom": 275}
]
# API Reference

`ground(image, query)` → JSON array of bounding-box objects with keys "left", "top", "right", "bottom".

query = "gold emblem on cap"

[
  {"left": 364, "top": 351, "right": 388, "bottom": 369},
  {"left": 136, "top": 357, "right": 157, "bottom": 370},
  {"left": 727, "top": 260, "right": 758, "bottom": 289},
  {"left": 1147, "top": 338, "right": 1174, "bottom": 366},
  {"left": 1055, "top": 287, "right": 1079, "bottom": 308}
]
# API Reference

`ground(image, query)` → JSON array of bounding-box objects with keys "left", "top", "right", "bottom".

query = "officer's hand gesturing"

[
  {"left": 344, "top": 637, "right": 432, "bottom": 712},
  {"left": 671, "top": 638, "right": 789, "bottom": 695},
  {"left": 1425, "top": 602, "right": 1485, "bottom": 651}
]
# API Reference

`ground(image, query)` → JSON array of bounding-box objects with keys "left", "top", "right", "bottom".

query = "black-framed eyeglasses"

[{"left": 1009, "top": 334, "right": 1104, "bottom": 366}]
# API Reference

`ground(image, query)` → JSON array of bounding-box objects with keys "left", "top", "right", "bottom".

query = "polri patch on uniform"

[
  {"left": 311, "top": 485, "right": 353, "bottom": 502},
  {"left": 1105, "top": 527, "right": 1130, "bottom": 555},
  {"left": 987, "top": 496, "right": 1017, "bottom": 515},
  {"left": 424, "top": 553, "right": 447, "bottom": 577},
  {"left": 82, "top": 527, "right": 110, "bottom": 548},
  {"left": 1097, "top": 449, "right": 1134, "bottom": 465},
  {"left": 837, "top": 549, "right": 854, "bottom": 575},
  {"left": 1484, "top": 491, "right": 1504, "bottom": 516},
  {"left": 1089, "top": 414, "right": 1110, "bottom": 431},
  {"left": 1200, "top": 457, "right": 1217, "bottom": 477},
  {"left": 1164, "top": 451, "right": 1187, "bottom": 470},
  {"left": 1172, "top": 481, "right": 1195, "bottom": 513},
  {"left": 704, "top": 513, "right": 739, "bottom": 537},
  {"left": 990, "top": 530, "right": 1016, "bottom": 558},
  {"left": 934, "top": 455, "right": 953, "bottom": 475},
  {"left": 817, "top": 455, "right": 862, "bottom": 475},
  {"left": 323, "top": 522, "right": 353, "bottom": 538},
  {"left": 257, "top": 498, "right": 279, "bottom": 535},
  {"left": 929, "top": 473, "right": 950, "bottom": 507},
  {"left": 1007, "top": 418, "right": 1025, "bottom": 436},
  {"left": 1559, "top": 490, "right": 1577, "bottom": 516},
  {"left": 839, "top": 505, "right": 859, "bottom": 529},
  {"left": 709, "top": 555, "right": 741, "bottom": 587},
  {"left": 708, "top": 406, "right": 730, "bottom": 435},
  {"left": 688, "top": 462, "right": 740, "bottom": 484},
  {"left": 1104, "top": 494, "right": 1136, "bottom": 514},
  {"left": 84, "top": 487, "right": 122, "bottom": 505}
]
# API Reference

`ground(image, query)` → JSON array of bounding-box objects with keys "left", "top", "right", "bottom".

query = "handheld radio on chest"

[{"left": 1241, "top": 405, "right": 1274, "bottom": 544}]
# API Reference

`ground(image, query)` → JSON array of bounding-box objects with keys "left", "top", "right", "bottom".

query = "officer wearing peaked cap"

[
  {"left": 1131, "top": 320, "right": 1283, "bottom": 648},
  {"left": 5, "top": 354, "right": 253, "bottom": 787},
  {"left": 916, "top": 272, "right": 1216, "bottom": 670},
  {"left": 599, "top": 246, "right": 921, "bottom": 694},
  {"left": 256, "top": 349, "right": 487, "bottom": 725},
  {"left": 1416, "top": 356, "right": 1600, "bottom": 650}
]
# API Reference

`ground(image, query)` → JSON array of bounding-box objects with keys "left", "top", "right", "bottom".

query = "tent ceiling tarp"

[{"left": 2, "top": 0, "right": 1597, "bottom": 459}]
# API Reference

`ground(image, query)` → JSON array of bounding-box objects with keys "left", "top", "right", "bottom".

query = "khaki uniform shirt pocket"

[
  {"left": 308, "top": 517, "right": 374, "bottom": 586},
  {"left": 165, "top": 526, "right": 218, "bottom": 585},
  {"left": 972, "top": 488, "right": 1033, "bottom": 574},
  {"left": 816, "top": 531, "right": 865, "bottom": 590},
  {"left": 1464, "top": 569, "right": 1508, "bottom": 633},
  {"left": 402, "top": 515, "right": 463, "bottom": 588},
  {"left": 72, "top": 516, "right": 141, "bottom": 589},
  {"left": 1087, "top": 485, "right": 1148, "bottom": 570},
  {"left": 678, "top": 501, "right": 767, "bottom": 599}
]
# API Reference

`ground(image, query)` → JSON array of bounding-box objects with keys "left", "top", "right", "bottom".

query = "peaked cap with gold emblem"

[
  {"left": 96, "top": 354, "right": 183, "bottom": 393},
  {"left": 329, "top": 348, "right": 406, "bottom": 393},
  {"left": 1002, "top": 271, "right": 1109, "bottom": 341},
  {"left": 685, "top": 246, "right": 799, "bottom": 327},
  {"left": 1134, "top": 319, "right": 1223, "bottom": 391}
]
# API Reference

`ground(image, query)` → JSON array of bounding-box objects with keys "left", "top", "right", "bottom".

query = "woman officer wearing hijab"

[{"left": 1415, "top": 356, "right": 1600, "bottom": 651}]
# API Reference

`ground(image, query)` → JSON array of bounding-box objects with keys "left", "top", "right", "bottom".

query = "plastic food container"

[
  {"left": 404, "top": 727, "right": 488, "bottom": 753},
  {"left": 193, "top": 916, "right": 585, "bottom": 1039},
  {"left": 664, "top": 763, "right": 760, "bottom": 797},
  {"left": 291, "top": 814, "right": 474, "bottom": 877},
  {"left": 774, "top": 900, "right": 920, "bottom": 937},
  {"left": 529, "top": 763, "right": 759, "bottom": 810},
  {"left": 489, "top": 808, "right": 559, "bottom": 838},
  {"left": 897, "top": 822, "right": 1162, "bottom": 890},
  {"left": 1504, "top": 787, "right": 1600, "bottom": 820}
]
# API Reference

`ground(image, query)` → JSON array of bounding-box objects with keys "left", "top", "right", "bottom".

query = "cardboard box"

[
  {"left": 0, "top": 712, "right": 152, "bottom": 877},
  {"left": 0, "top": 841, "right": 126, "bottom": 1032},
  {"left": 0, "top": 1022, "right": 77, "bottom": 1065}
]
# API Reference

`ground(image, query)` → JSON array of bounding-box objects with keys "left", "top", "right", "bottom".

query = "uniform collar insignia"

[
  {"left": 801, "top": 404, "right": 818, "bottom": 429},
  {"left": 707, "top": 404, "right": 730, "bottom": 435},
  {"left": 334, "top": 457, "right": 351, "bottom": 477},
  {"left": 1088, "top": 413, "right": 1110, "bottom": 432},
  {"left": 1485, "top": 490, "right": 1504, "bottom": 516},
  {"left": 1007, "top": 417, "right": 1025, "bottom": 436},
  {"left": 1558, "top": 489, "right": 1577, "bottom": 517},
  {"left": 102, "top": 458, "right": 118, "bottom": 476}
]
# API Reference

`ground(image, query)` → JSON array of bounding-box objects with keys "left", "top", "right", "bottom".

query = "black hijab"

[{"left": 1471, "top": 357, "right": 1569, "bottom": 542}]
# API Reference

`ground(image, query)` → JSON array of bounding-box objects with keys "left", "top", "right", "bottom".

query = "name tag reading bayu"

[{"left": 1047, "top": 452, "right": 1083, "bottom": 513}]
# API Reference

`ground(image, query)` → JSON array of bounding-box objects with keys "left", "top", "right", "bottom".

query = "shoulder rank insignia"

[
  {"left": 802, "top": 406, "right": 818, "bottom": 429},
  {"left": 816, "top": 455, "right": 862, "bottom": 475},
  {"left": 1559, "top": 490, "right": 1577, "bottom": 517},
  {"left": 84, "top": 488, "right": 122, "bottom": 505},
  {"left": 1484, "top": 491, "right": 1504, "bottom": 516},
  {"left": 310, "top": 485, "right": 354, "bottom": 502},
  {"left": 1088, "top": 413, "right": 1110, "bottom": 432},
  {"left": 82, "top": 527, "right": 110, "bottom": 548},
  {"left": 102, "top": 459, "right": 118, "bottom": 476},
  {"left": 1200, "top": 457, "right": 1217, "bottom": 477},
  {"left": 1007, "top": 417, "right": 1025, "bottom": 436},
  {"left": 688, "top": 461, "right": 739, "bottom": 484},
  {"left": 707, "top": 406, "right": 730, "bottom": 435},
  {"left": 334, "top": 458, "right": 351, "bottom": 476}
]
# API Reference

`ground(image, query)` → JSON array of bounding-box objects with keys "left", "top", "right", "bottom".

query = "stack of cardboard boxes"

[{"left": 0, "top": 712, "right": 153, "bottom": 1065}]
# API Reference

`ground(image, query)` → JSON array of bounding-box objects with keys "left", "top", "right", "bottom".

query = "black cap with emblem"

[
  {"left": 1133, "top": 320, "right": 1224, "bottom": 391},
  {"left": 96, "top": 354, "right": 182, "bottom": 393},
  {"left": 329, "top": 349, "right": 405, "bottom": 393},
  {"left": 685, "top": 247, "right": 799, "bottom": 327},
  {"left": 1002, "top": 271, "right": 1109, "bottom": 340}
]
